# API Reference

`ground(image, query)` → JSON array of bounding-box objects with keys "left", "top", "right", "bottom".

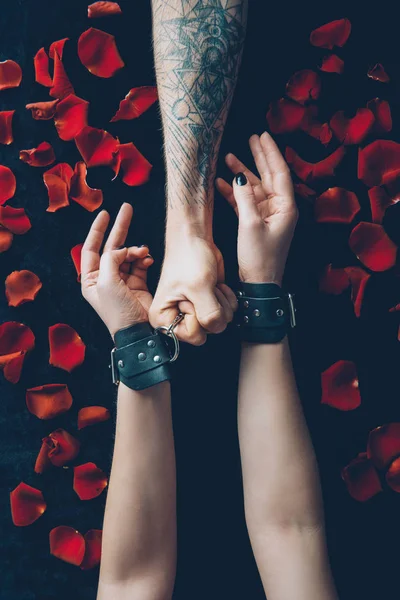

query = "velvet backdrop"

[{"left": 1, "top": 1, "right": 400, "bottom": 598}]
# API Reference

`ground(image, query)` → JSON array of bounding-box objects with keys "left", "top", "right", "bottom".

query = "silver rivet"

[
  {"left": 138, "top": 352, "right": 146, "bottom": 361},
  {"left": 147, "top": 340, "right": 156, "bottom": 348},
  {"left": 118, "top": 359, "right": 124, "bottom": 368},
  {"left": 253, "top": 309, "right": 260, "bottom": 317},
  {"left": 153, "top": 355, "right": 162, "bottom": 363},
  {"left": 244, "top": 316, "right": 249, "bottom": 323},
  {"left": 244, "top": 300, "right": 249, "bottom": 308},
  {"left": 237, "top": 291, "right": 244, "bottom": 297},
  {"left": 276, "top": 308, "right": 284, "bottom": 317}
]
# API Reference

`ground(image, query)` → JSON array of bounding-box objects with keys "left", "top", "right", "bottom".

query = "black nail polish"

[{"left": 235, "top": 173, "right": 247, "bottom": 186}]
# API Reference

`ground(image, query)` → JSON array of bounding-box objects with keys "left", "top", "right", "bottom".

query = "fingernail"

[
  {"left": 235, "top": 173, "right": 247, "bottom": 186},
  {"left": 139, "top": 244, "right": 148, "bottom": 248},
  {"left": 146, "top": 254, "right": 153, "bottom": 260}
]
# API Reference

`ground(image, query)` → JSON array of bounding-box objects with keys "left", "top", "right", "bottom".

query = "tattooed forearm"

[{"left": 152, "top": 0, "right": 247, "bottom": 210}]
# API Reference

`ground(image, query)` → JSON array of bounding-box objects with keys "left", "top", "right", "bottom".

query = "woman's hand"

[
  {"left": 216, "top": 132, "right": 298, "bottom": 285},
  {"left": 81, "top": 203, "right": 154, "bottom": 339}
]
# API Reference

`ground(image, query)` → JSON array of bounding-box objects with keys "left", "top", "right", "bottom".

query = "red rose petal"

[
  {"left": 50, "top": 526, "right": 85, "bottom": 566},
  {"left": 0, "top": 206, "right": 31, "bottom": 234},
  {"left": 80, "top": 529, "right": 102, "bottom": 570},
  {"left": 70, "top": 162, "right": 103, "bottom": 211},
  {"left": 310, "top": 18, "right": 351, "bottom": 49},
  {"left": 386, "top": 457, "right": 400, "bottom": 492},
  {"left": 50, "top": 50, "right": 75, "bottom": 99},
  {"left": 294, "top": 183, "right": 316, "bottom": 199},
  {"left": 367, "top": 423, "right": 400, "bottom": 470},
  {"left": 78, "top": 406, "right": 110, "bottom": 430},
  {"left": 389, "top": 303, "right": 400, "bottom": 313},
  {"left": 266, "top": 98, "right": 306, "bottom": 134},
  {"left": 0, "top": 110, "right": 15, "bottom": 145},
  {"left": 111, "top": 86, "right": 158, "bottom": 122},
  {"left": 26, "top": 100, "right": 59, "bottom": 120},
  {"left": 46, "top": 428, "right": 80, "bottom": 467},
  {"left": 0, "top": 322, "right": 35, "bottom": 383},
  {"left": 49, "top": 38, "right": 69, "bottom": 60},
  {"left": 0, "top": 59, "right": 22, "bottom": 90},
  {"left": 286, "top": 70, "right": 321, "bottom": 105},
  {"left": 49, "top": 323, "right": 86, "bottom": 372},
  {"left": 54, "top": 94, "right": 89, "bottom": 141},
  {"left": 0, "top": 226, "right": 13, "bottom": 252},
  {"left": 321, "top": 359, "right": 361, "bottom": 411},
  {"left": 344, "top": 266, "right": 371, "bottom": 317},
  {"left": 71, "top": 243, "right": 83, "bottom": 282},
  {"left": 368, "top": 186, "right": 399, "bottom": 224},
  {"left": 19, "top": 142, "right": 56, "bottom": 168},
  {"left": 300, "top": 107, "right": 332, "bottom": 145},
  {"left": 34, "top": 438, "right": 53, "bottom": 474},
  {"left": 78, "top": 28, "right": 125, "bottom": 78},
  {"left": 349, "top": 222, "right": 397, "bottom": 272},
  {"left": 75, "top": 126, "right": 119, "bottom": 168},
  {"left": 319, "top": 264, "right": 350, "bottom": 295},
  {"left": 315, "top": 187, "right": 360, "bottom": 224},
  {"left": 285, "top": 145, "right": 346, "bottom": 183},
  {"left": 73, "top": 462, "right": 108, "bottom": 500},
  {"left": 341, "top": 453, "right": 382, "bottom": 502},
  {"left": 5, "top": 270, "right": 42, "bottom": 307},
  {"left": 10, "top": 482, "right": 46, "bottom": 526},
  {"left": 0, "top": 166, "right": 16, "bottom": 205},
  {"left": 330, "top": 109, "right": 375, "bottom": 145},
  {"left": 367, "top": 99, "right": 392, "bottom": 133},
  {"left": 319, "top": 54, "right": 344, "bottom": 74},
  {"left": 26, "top": 384, "right": 73, "bottom": 420},
  {"left": 44, "top": 163, "right": 74, "bottom": 213},
  {"left": 358, "top": 140, "right": 400, "bottom": 187},
  {"left": 115, "top": 142, "right": 152, "bottom": 186},
  {"left": 368, "top": 63, "right": 390, "bottom": 83},
  {"left": 33, "top": 48, "right": 52, "bottom": 87},
  {"left": 88, "top": 1, "right": 122, "bottom": 18}
]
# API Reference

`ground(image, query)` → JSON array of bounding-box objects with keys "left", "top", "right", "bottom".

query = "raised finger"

[
  {"left": 249, "top": 134, "right": 274, "bottom": 193},
  {"left": 259, "top": 131, "right": 293, "bottom": 196},
  {"left": 103, "top": 203, "right": 133, "bottom": 252},
  {"left": 225, "top": 153, "right": 261, "bottom": 186},
  {"left": 81, "top": 210, "right": 110, "bottom": 279},
  {"left": 215, "top": 177, "right": 237, "bottom": 214}
]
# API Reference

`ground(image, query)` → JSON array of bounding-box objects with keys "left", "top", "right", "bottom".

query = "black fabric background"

[{"left": 1, "top": 1, "right": 400, "bottom": 598}]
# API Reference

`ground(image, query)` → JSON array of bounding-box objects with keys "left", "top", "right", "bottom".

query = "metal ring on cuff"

[
  {"left": 154, "top": 312, "right": 184, "bottom": 363},
  {"left": 154, "top": 326, "right": 180, "bottom": 362}
]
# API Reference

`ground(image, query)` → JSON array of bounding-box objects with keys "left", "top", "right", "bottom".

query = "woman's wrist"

[{"left": 110, "top": 318, "right": 149, "bottom": 343}]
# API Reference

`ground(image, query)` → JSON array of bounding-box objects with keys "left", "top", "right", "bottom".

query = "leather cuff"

[
  {"left": 111, "top": 322, "right": 171, "bottom": 391},
  {"left": 235, "top": 282, "right": 296, "bottom": 343}
]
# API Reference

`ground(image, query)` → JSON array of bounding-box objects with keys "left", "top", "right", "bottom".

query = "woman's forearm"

[
  {"left": 238, "top": 339, "right": 338, "bottom": 600},
  {"left": 97, "top": 381, "right": 176, "bottom": 600}
]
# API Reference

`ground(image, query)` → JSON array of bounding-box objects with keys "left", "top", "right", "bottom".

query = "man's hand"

[
  {"left": 149, "top": 231, "right": 237, "bottom": 345},
  {"left": 216, "top": 132, "right": 298, "bottom": 285},
  {"left": 81, "top": 203, "right": 154, "bottom": 339}
]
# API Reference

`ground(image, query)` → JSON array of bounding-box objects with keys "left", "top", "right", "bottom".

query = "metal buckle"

[
  {"left": 110, "top": 347, "right": 119, "bottom": 385},
  {"left": 287, "top": 293, "right": 296, "bottom": 328},
  {"left": 154, "top": 312, "right": 184, "bottom": 363}
]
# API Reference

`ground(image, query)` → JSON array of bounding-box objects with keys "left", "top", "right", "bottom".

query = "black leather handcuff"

[
  {"left": 235, "top": 282, "right": 296, "bottom": 343},
  {"left": 110, "top": 315, "right": 182, "bottom": 391}
]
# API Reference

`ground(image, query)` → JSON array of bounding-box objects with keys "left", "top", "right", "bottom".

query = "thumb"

[
  {"left": 99, "top": 247, "right": 128, "bottom": 283},
  {"left": 188, "top": 286, "right": 227, "bottom": 334},
  {"left": 233, "top": 172, "right": 260, "bottom": 226}
]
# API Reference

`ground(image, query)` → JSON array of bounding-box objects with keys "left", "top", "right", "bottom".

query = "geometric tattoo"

[{"left": 152, "top": 1, "right": 247, "bottom": 208}]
